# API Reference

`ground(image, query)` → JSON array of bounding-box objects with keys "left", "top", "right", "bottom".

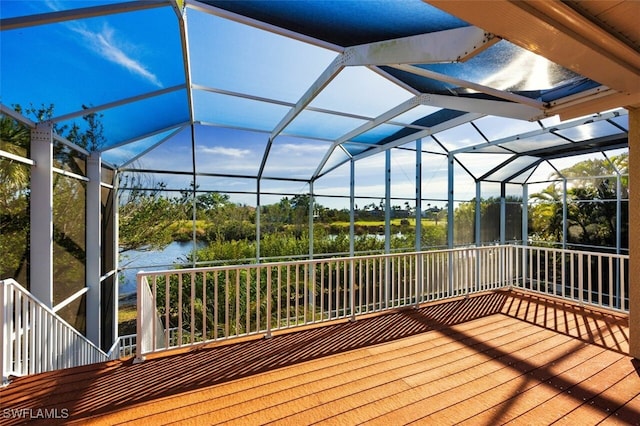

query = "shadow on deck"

[{"left": 1, "top": 289, "right": 637, "bottom": 425}]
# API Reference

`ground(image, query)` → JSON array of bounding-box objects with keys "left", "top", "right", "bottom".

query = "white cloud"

[
  {"left": 274, "top": 143, "right": 329, "bottom": 156},
  {"left": 44, "top": 0, "right": 63, "bottom": 11},
  {"left": 199, "top": 146, "right": 251, "bottom": 158},
  {"left": 69, "top": 22, "right": 162, "bottom": 88}
]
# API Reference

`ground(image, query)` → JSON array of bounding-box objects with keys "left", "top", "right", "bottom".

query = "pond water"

[
  {"left": 119, "top": 241, "right": 203, "bottom": 295},
  {"left": 118, "top": 233, "right": 406, "bottom": 296}
]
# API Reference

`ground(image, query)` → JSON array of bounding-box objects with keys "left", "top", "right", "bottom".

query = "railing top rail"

[
  {"left": 135, "top": 245, "right": 515, "bottom": 277},
  {"left": 134, "top": 244, "right": 629, "bottom": 278},
  {"left": 523, "top": 244, "right": 630, "bottom": 259},
  {"left": 1, "top": 278, "right": 108, "bottom": 357}
]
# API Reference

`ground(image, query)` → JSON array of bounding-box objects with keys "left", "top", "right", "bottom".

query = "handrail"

[{"left": 1, "top": 279, "right": 110, "bottom": 385}]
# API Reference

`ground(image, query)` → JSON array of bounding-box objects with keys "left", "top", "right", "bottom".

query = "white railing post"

[
  {"left": 415, "top": 252, "right": 422, "bottom": 307},
  {"left": 135, "top": 274, "right": 146, "bottom": 363},
  {"left": 266, "top": 265, "right": 272, "bottom": 338},
  {"left": 350, "top": 258, "right": 356, "bottom": 321},
  {"left": 1, "top": 280, "right": 9, "bottom": 385}
]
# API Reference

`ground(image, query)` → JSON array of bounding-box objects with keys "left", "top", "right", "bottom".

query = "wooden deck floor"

[{"left": 1, "top": 289, "right": 637, "bottom": 425}]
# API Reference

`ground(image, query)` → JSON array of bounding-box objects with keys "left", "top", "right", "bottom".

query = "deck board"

[{"left": 0, "top": 289, "right": 637, "bottom": 425}]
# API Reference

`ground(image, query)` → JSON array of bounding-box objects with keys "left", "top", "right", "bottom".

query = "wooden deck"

[{"left": 1, "top": 289, "right": 637, "bottom": 425}]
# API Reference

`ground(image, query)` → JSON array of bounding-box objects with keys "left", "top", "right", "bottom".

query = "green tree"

[
  {"left": 0, "top": 114, "right": 31, "bottom": 282},
  {"left": 529, "top": 184, "right": 563, "bottom": 242},
  {"left": 118, "top": 176, "right": 182, "bottom": 252},
  {"left": 528, "top": 154, "right": 628, "bottom": 248}
]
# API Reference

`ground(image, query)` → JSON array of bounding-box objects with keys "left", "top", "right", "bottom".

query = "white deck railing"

[
  {"left": 135, "top": 245, "right": 518, "bottom": 360},
  {"left": 514, "top": 245, "right": 629, "bottom": 312},
  {"left": 1, "top": 279, "right": 118, "bottom": 385},
  {"left": 3, "top": 245, "right": 629, "bottom": 379}
]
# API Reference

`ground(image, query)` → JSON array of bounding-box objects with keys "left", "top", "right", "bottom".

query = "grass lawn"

[
  {"left": 118, "top": 303, "right": 137, "bottom": 336},
  {"left": 330, "top": 218, "right": 444, "bottom": 227}
]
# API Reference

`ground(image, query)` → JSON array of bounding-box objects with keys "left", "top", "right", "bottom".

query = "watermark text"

[{"left": 3, "top": 408, "right": 70, "bottom": 420}]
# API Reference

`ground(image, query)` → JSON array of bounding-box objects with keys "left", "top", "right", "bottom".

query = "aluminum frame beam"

[
  {"left": 0, "top": 1, "right": 167, "bottom": 30},
  {"left": 343, "top": 26, "right": 497, "bottom": 66},
  {"left": 450, "top": 110, "right": 627, "bottom": 155},
  {"left": 426, "top": 0, "right": 640, "bottom": 119},
  {"left": 392, "top": 64, "right": 544, "bottom": 110}
]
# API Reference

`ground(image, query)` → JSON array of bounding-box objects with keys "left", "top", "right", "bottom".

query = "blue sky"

[
  {"left": 1, "top": 0, "right": 629, "bottom": 210},
  {"left": 0, "top": 1, "right": 424, "bottom": 203},
  {"left": 1, "top": 1, "right": 183, "bottom": 114}
]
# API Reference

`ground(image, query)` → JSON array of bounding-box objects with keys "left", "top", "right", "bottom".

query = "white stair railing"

[{"left": 1, "top": 279, "right": 111, "bottom": 385}]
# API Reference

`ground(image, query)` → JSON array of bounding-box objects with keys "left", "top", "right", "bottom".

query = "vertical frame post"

[
  {"left": 1, "top": 281, "right": 8, "bottom": 385},
  {"left": 350, "top": 160, "right": 355, "bottom": 257},
  {"left": 385, "top": 150, "right": 391, "bottom": 254},
  {"left": 475, "top": 181, "right": 481, "bottom": 245},
  {"left": 447, "top": 154, "right": 455, "bottom": 295},
  {"left": 562, "top": 178, "right": 568, "bottom": 250},
  {"left": 415, "top": 139, "right": 423, "bottom": 306},
  {"left": 500, "top": 182, "right": 506, "bottom": 245},
  {"left": 86, "top": 153, "right": 101, "bottom": 346},
  {"left": 415, "top": 139, "right": 422, "bottom": 252},
  {"left": 30, "top": 123, "right": 54, "bottom": 307}
]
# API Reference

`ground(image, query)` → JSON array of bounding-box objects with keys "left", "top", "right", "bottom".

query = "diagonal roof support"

[
  {"left": 351, "top": 112, "right": 484, "bottom": 163},
  {"left": 269, "top": 25, "right": 504, "bottom": 145},
  {"left": 102, "top": 122, "right": 190, "bottom": 152},
  {"left": 0, "top": 1, "right": 167, "bottom": 30},
  {"left": 418, "top": 93, "right": 542, "bottom": 120},
  {"left": 50, "top": 85, "right": 187, "bottom": 123},
  {"left": 428, "top": 0, "right": 640, "bottom": 93},
  {"left": 311, "top": 96, "right": 424, "bottom": 179},
  {"left": 476, "top": 154, "right": 524, "bottom": 182},
  {"left": 269, "top": 55, "right": 347, "bottom": 141},
  {"left": 268, "top": 25, "right": 506, "bottom": 181},
  {"left": 500, "top": 158, "right": 544, "bottom": 184},
  {"left": 392, "top": 64, "right": 545, "bottom": 109},
  {"left": 450, "top": 109, "right": 627, "bottom": 155},
  {"left": 258, "top": 54, "right": 347, "bottom": 180},
  {"left": 343, "top": 26, "right": 497, "bottom": 66},
  {"left": 118, "top": 126, "right": 187, "bottom": 169}
]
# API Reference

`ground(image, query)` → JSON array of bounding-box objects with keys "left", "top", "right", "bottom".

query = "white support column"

[
  {"left": 384, "top": 152, "right": 392, "bottom": 307},
  {"left": 500, "top": 182, "right": 506, "bottom": 245},
  {"left": 190, "top": 124, "right": 198, "bottom": 269},
  {"left": 256, "top": 180, "right": 261, "bottom": 262},
  {"left": 522, "top": 183, "right": 529, "bottom": 286},
  {"left": 385, "top": 150, "right": 391, "bottom": 254},
  {"left": 30, "top": 123, "right": 54, "bottom": 307},
  {"left": 447, "top": 154, "right": 455, "bottom": 249},
  {"left": 475, "top": 182, "right": 481, "bottom": 246},
  {"left": 350, "top": 160, "right": 355, "bottom": 256},
  {"left": 86, "top": 152, "right": 101, "bottom": 345},
  {"left": 562, "top": 179, "right": 568, "bottom": 249},
  {"left": 415, "top": 139, "right": 422, "bottom": 252},
  {"left": 113, "top": 171, "right": 120, "bottom": 341},
  {"left": 415, "top": 139, "right": 423, "bottom": 306},
  {"left": 309, "top": 182, "right": 314, "bottom": 259},
  {"left": 616, "top": 173, "right": 622, "bottom": 254},
  {"left": 522, "top": 184, "right": 529, "bottom": 245},
  {"left": 447, "top": 154, "right": 455, "bottom": 296}
]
